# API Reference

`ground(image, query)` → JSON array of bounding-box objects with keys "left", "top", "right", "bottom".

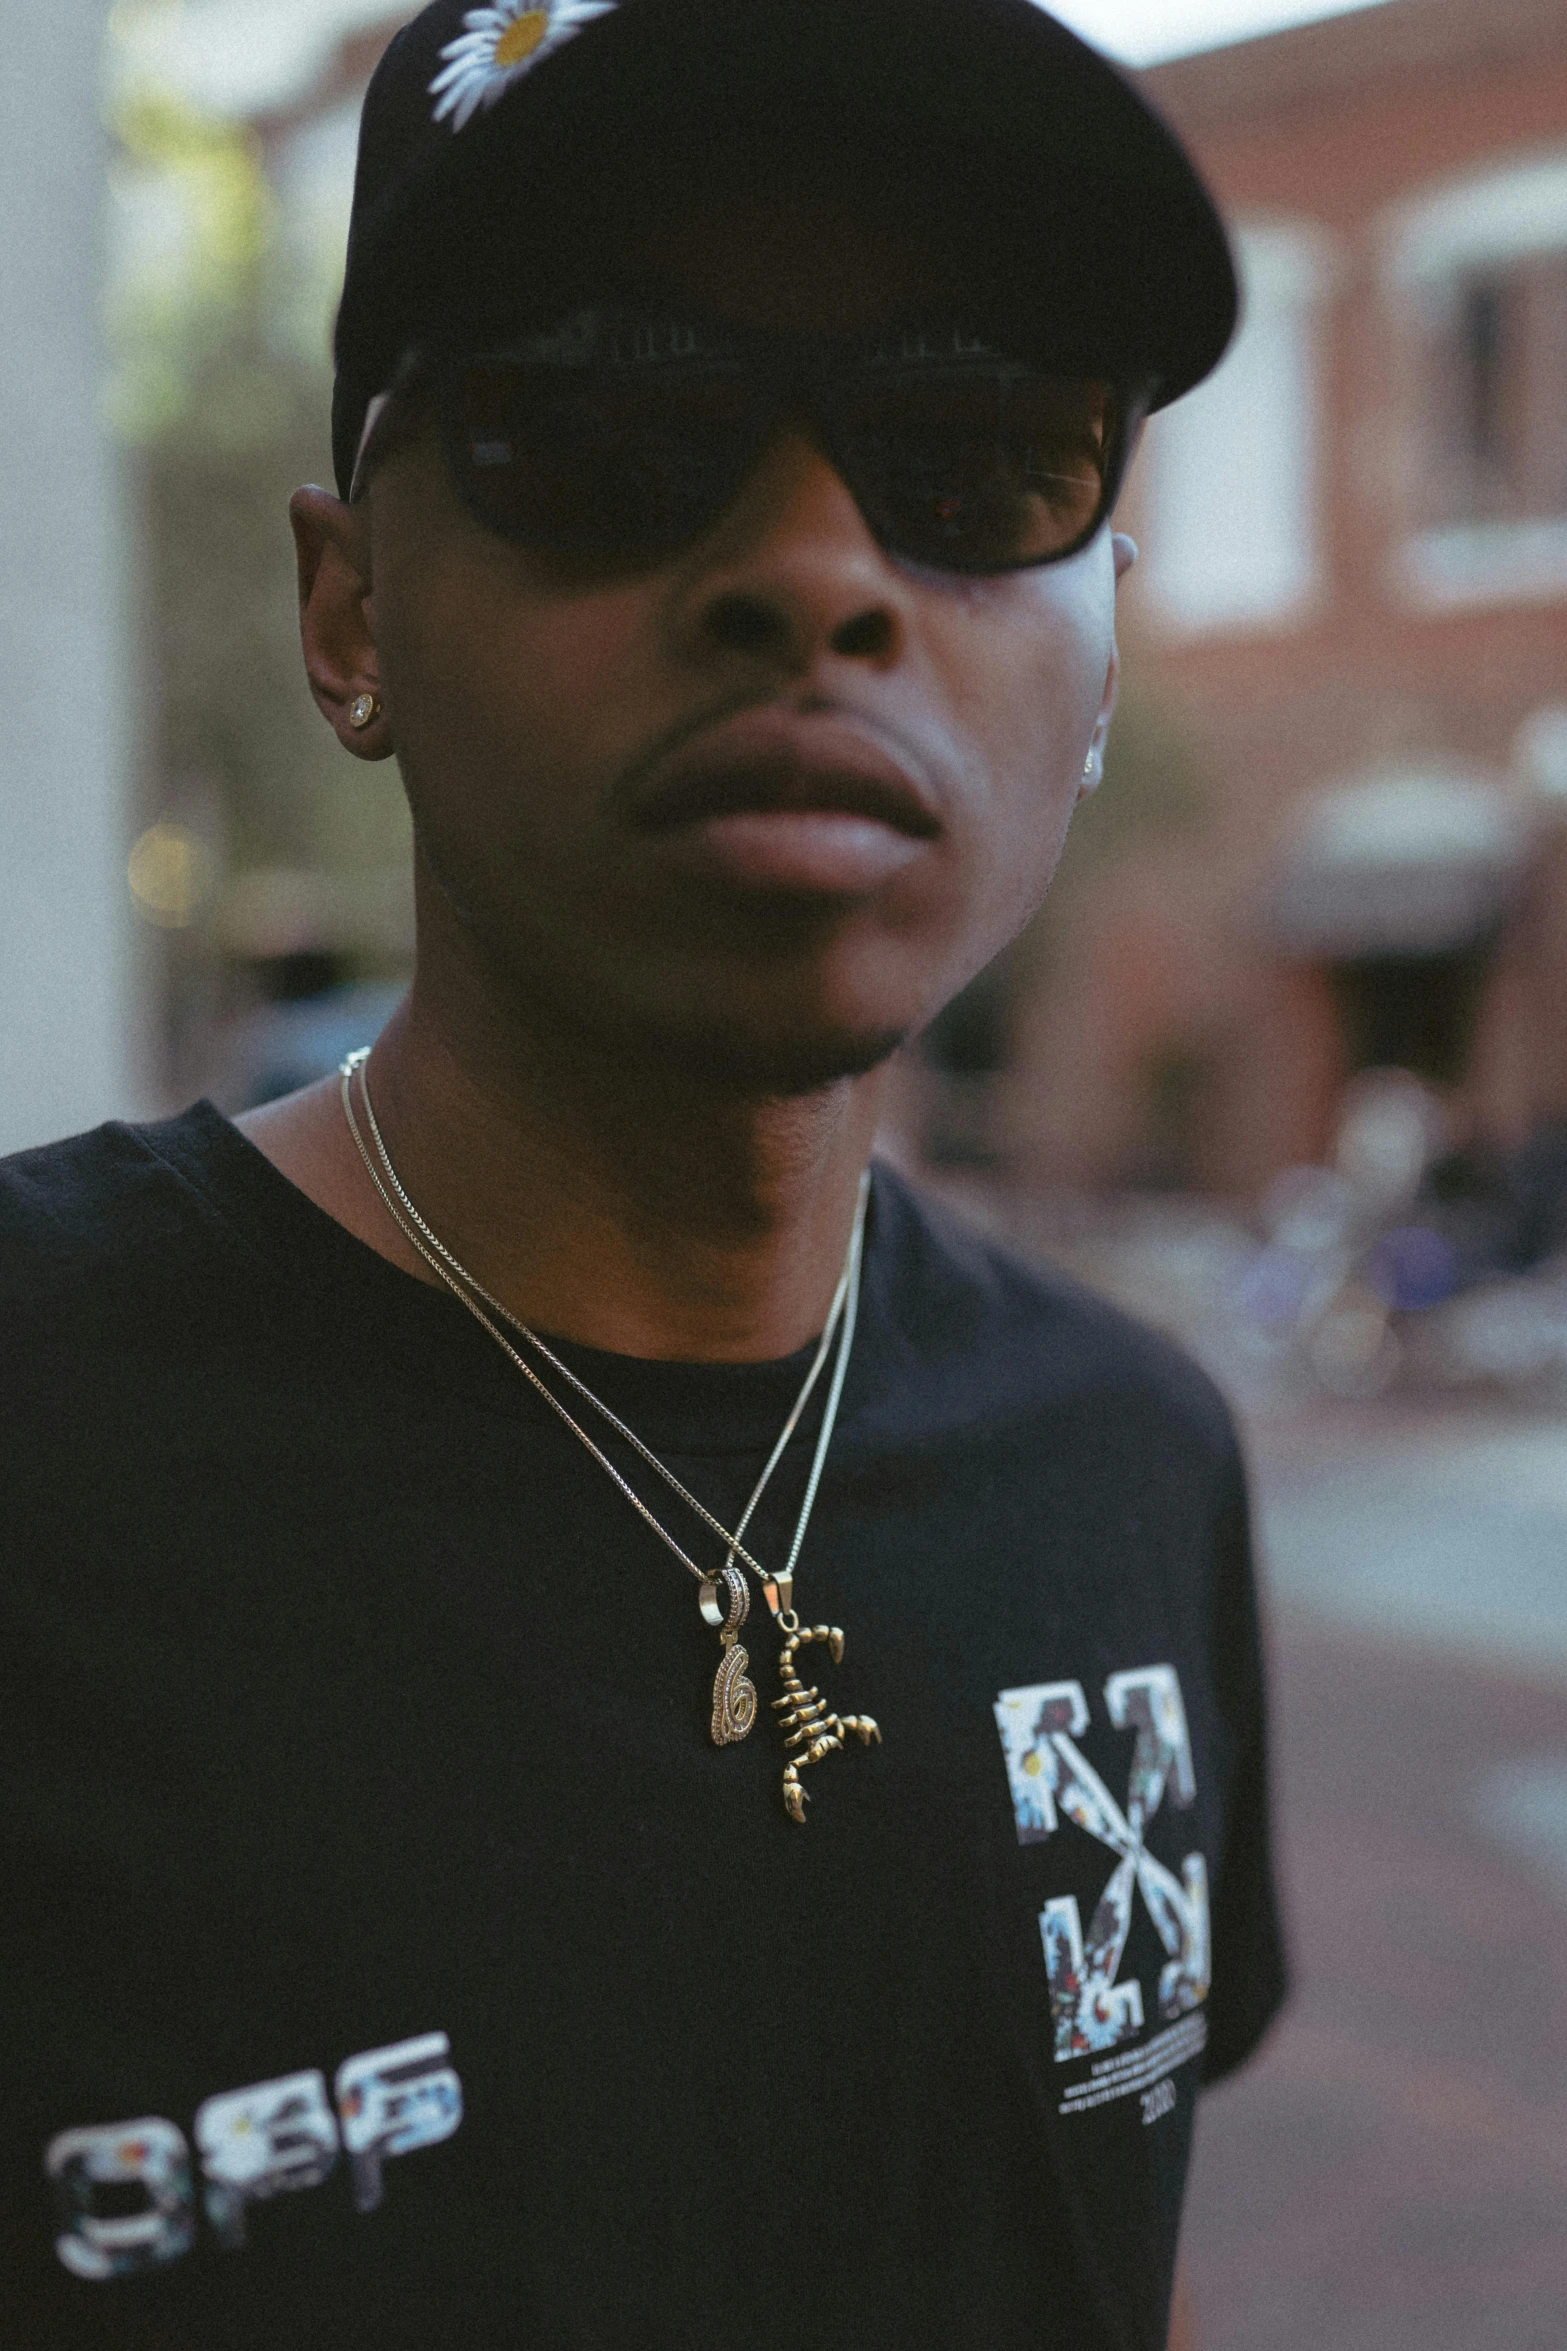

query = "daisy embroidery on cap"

[{"left": 430, "top": 0, "right": 617, "bottom": 130}]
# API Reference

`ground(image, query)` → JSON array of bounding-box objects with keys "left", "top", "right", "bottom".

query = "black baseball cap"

[{"left": 332, "top": 0, "right": 1238, "bottom": 498}]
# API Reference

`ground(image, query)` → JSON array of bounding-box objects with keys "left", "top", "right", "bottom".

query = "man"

[{"left": 0, "top": 2, "right": 1282, "bottom": 2344}]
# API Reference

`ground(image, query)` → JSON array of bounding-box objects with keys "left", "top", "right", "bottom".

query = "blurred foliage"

[
  {"left": 107, "top": 79, "right": 411, "bottom": 951},
  {"left": 106, "top": 92, "right": 277, "bottom": 445},
  {"left": 138, "top": 343, "right": 408, "bottom": 880}
]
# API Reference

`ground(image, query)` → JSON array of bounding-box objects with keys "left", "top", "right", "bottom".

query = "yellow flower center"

[{"left": 493, "top": 8, "right": 551, "bottom": 66}]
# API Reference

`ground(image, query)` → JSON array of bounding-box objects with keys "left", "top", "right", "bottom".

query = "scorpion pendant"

[
  {"left": 772, "top": 1621, "right": 880, "bottom": 1822},
  {"left": 701, "top": 1565, "right": 758, "bottom": 1746}
]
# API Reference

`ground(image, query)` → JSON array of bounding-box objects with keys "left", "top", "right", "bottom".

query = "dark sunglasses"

[{"left": 355, "top": 309, "right": 1147, "bottom": 577}]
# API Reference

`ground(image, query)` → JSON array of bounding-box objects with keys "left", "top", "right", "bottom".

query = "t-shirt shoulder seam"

[
  {"left": 872, "top": 1162, "right": 1242, "bottom": 1454},
  {"left": 0, "top": 1122, "right": 187, "bottom": 1250},
  {"left": 129, "top": 1116, "right": 282, "bottom": 1271}
]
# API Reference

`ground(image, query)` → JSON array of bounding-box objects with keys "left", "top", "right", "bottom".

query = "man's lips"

[
  {"left": 625, "top": 708, "right": 943, "bottom": 896},
  {"left": 629, "top": 709, "right": 943, "bottom": 838}
]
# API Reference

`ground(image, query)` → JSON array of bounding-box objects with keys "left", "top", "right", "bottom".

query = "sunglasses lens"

[
  {"left": 833, "top": 371, "right": 1117, "bottom": 571},
  {"left": 436, "top": 328, "right": 1121, "bottom": 575},
  {"left": 444, "top": 360, "right": 765, "bottom": 562}
]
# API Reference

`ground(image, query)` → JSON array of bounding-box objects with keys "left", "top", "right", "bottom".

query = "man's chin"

[
  {"left": 473, "top": 924, "right": 917, "bottom": 1094},
  {"left": 653, "top": 1017, "right": 910, "bottom": 1096}
]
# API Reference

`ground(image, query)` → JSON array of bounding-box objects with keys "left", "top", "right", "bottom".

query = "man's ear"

[
  {"left": 289, "top": 486, "right": 393, "bottom": 760},
  {"left": 1078, "top": 536, "right": 1136, "bottom": 800}
]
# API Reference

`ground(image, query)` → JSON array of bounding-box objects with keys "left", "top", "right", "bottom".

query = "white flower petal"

[{"left": 428, "top": 0, "right": 620, "bottom": 132}]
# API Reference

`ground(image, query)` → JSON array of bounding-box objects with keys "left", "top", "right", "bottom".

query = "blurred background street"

[
  {"left": 1188, "top": 1401, "right": 1567, "bottom": 2350},
  {"left": 5, "top": 0, "right": 1567, "bottom": 2339}
]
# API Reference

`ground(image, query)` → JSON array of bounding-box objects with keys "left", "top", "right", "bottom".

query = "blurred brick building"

[{"left": 988, "top": 0, "right": 1567, "bottom": 1199}]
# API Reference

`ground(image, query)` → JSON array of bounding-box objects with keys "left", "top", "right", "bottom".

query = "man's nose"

[{"left": 667, "top": 428, "right": 913, "bottom": 676}]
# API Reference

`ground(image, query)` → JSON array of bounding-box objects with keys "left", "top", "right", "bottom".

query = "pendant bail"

[
  {"left": 761, "top": 1570, "right": 793, "bottom": 1619},
  {"left": 699, "top": 1566, "right": 748, "bottom": 1630}
]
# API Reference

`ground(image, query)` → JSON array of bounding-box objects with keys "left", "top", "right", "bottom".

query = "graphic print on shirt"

[
  {"left": 336, "top": 2033, "right": 464, "bottom": 2213},
  {"left": 45, "top": 2031, "right": 462, "bottom": 2281},
  {"left": 195, "top": 2070, "right": 341, "bottom": 2249},
  {"left": 993, "top": 1666, "right": 1211, "bottom": 2076},
  {"left": 45, "top": 2118, "right": 196, "bottom": 2281}
]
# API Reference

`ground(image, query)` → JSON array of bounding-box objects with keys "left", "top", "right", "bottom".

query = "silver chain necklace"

[{"left": 339, "top": 1049, "right": 880, "bottom": 1821}]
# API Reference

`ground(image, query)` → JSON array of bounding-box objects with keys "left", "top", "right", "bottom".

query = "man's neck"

[{"left": 237, "top": 981, "right": 888, "bottom": 1364}]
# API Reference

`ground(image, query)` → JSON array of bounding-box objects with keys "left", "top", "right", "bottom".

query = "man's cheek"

[{"left": 976, "top": 772, "right": 1077, "bottom": 940}]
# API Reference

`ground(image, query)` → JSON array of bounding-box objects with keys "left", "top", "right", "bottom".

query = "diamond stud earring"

[{"left": 348, "top": 692, "right": 381, "bottom": 730}]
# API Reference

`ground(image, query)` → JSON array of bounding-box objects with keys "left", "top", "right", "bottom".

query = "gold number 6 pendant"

[{"left": 700, "top": 1566, "right": 758, "bottom": 1746}]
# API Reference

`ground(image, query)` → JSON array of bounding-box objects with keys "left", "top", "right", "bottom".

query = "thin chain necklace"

[{"left": 338, "top": 1049, "right": 880, "bottom": 1821}]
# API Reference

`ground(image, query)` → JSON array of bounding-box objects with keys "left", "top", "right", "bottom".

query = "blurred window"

[
  {"left": 1424, "top": 258, "right": 1567, "bottom": 527},
  {"left": 1387, "top": 147, "right": 1567, "bottom": 608},
  {"left": 1136, "top": 218, "right": 1338, "bottom": 638}
]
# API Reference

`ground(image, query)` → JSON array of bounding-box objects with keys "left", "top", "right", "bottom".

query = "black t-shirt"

[{"left": 0, "top": 1106, "right": 1284, "bottom": 2351}]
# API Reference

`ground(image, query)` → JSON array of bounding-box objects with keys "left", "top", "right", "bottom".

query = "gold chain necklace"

[{"left": 338, "top": 1050, "right": 880, "bottom": 1821}]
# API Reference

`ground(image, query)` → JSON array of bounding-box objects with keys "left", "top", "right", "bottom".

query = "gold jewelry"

[
  {"left": 348, "top": 692, "right": 382, "bottom": 729},
  {"left": 775, "top": 1622, "right": 881, "bottom": 1822},
  {"left": 338, "top": 1050, "right": 879, "bottom": 1818},
  {"left": 703, "top": 1565, "right": 757, "bottom": 1744}
]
